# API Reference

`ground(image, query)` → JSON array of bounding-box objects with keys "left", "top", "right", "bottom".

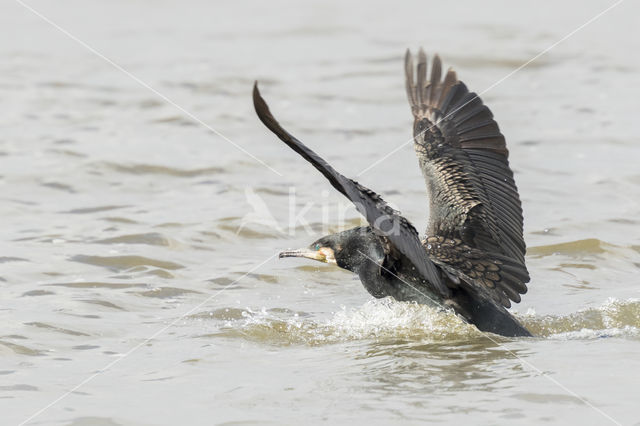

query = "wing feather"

[
  {"left": 253, "top": 82, "right": 448, "bottom": 296},
  {"left": 405, "top": 49, "right": 528, "bottom": 307}
]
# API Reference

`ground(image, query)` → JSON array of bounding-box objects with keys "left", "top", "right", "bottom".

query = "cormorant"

[{"left": 253, "top": 49, "right": 531, "bottom": 337}]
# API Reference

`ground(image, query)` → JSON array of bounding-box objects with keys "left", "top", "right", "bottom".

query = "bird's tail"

[{"left": 449, "top": 291, "right": 532, "bottom": 337}]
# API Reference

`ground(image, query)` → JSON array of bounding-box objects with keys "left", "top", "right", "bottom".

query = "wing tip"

[
  {"left": 252, "top": 80, "right": 263, "bottom": 111},
  {"left": 252, "top": 80, "right": 281, "bottom": 136},
  {"left": 405, "top": 47, "right": 456, "bottom": 117},
  {"left": 418, "top": 47, "right": 427, "bottom": 61},
  {"left": 252, "top": 80, "right": 265, "bottom": 115}
]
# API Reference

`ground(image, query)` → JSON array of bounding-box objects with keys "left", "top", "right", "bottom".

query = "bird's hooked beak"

[{"left": 279, "top": 247, "right": 337, "bottom": 264}]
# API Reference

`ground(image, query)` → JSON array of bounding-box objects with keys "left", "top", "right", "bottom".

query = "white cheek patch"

[{"left": 319, "top": 247, "right": 337, "bottom": 264}]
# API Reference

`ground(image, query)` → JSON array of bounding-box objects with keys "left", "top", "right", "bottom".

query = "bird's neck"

[{"left": 357, "top": 257, "right": 391, "bottom": 299}]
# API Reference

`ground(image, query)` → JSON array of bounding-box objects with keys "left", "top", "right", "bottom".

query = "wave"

[{"left": 197, "top": 298, "right": 640, "bottom": 345}]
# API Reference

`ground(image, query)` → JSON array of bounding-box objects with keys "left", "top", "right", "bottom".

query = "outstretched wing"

[
  {"left": 253, "top": 82, "right": 448, "bottom": 296},
  {"left": 405, "top": 49, "right": 528, "bottom": 306}
]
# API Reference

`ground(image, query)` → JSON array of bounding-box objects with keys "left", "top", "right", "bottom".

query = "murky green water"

[{"left": 2, "top": 0, "right": 640, "bottom": 425}]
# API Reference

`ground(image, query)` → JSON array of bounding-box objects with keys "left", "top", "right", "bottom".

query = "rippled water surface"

[{"left": 2, "top": 1, "right": 640, "bottom": 425}]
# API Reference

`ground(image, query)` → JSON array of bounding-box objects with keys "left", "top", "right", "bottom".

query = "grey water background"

[{"left": 2, "top": 0, "right": 640, "bottom": 425}]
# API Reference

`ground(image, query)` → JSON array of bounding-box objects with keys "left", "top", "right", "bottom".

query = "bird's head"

[{"left": 279, "top": 226, "right": 383, "bottom": 273}]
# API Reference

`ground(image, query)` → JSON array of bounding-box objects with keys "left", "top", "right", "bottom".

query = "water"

[{"left": 2, "top": 0, "right": 640, "bottom": 424}]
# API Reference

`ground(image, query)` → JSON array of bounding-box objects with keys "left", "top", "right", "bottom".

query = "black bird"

[{"left": 253, "top": 49, "right": 531, "bottom": 337}]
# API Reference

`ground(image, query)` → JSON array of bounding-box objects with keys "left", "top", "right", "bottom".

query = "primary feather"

[
  {"left": 253, "top": 82, "right": 448, "bottom": 296},
  {"left": 405, "top": 48, "right": 529, "bottom": 307}
]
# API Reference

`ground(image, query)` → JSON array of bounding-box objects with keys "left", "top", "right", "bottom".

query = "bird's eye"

[{"left": 315, "top": 243, "right": 321, "bottom": 250}]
